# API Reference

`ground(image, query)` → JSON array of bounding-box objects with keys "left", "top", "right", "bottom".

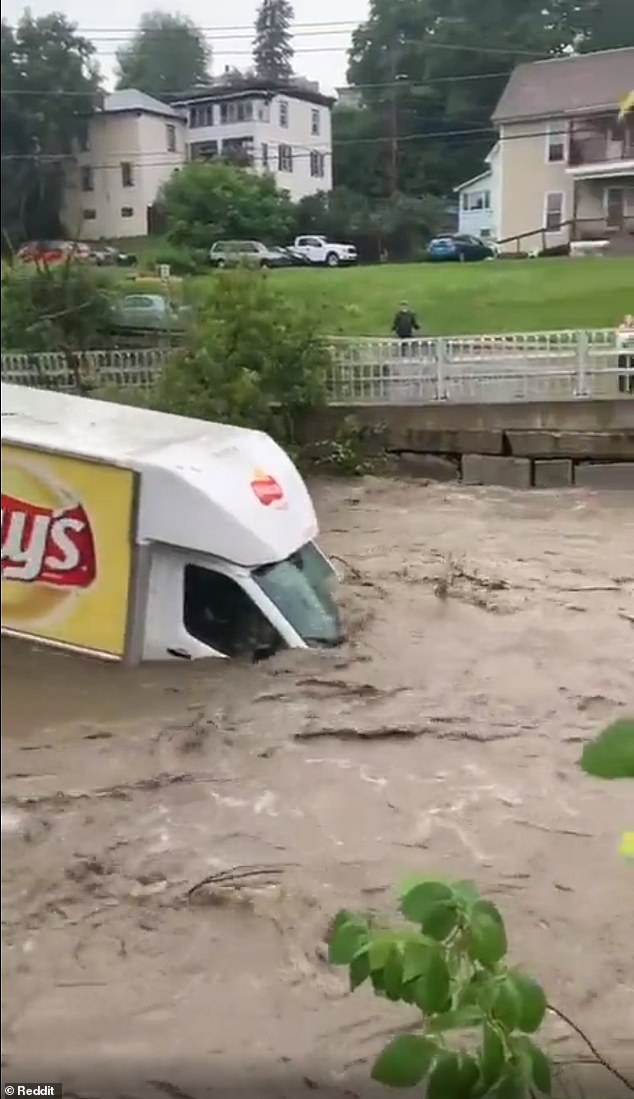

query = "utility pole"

[
  {"left": 389, "top": 73, "right": 399, "bottom": 196},
  {"left": 384, "top": 41, "right": 406, "bottom": 197}
]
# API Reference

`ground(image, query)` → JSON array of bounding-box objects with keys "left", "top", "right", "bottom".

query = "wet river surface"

[{"left": 2, "top": 477, "right": 634, "bottom": 1097}]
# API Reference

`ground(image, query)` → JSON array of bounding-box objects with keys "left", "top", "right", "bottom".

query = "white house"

[
  {"left": 172, "top": 79, "right": 334, "bottom": 203},
  {"left": 61, "top": 89, "right": 187, "bottom": 241},
  {"left": 454, "top": 144, "right": 500, "bottom": 240},
  {"left": 454, "top": 171, "right": 493, "bottom": 238}
]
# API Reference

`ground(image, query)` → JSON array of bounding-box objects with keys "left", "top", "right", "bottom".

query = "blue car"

[{"left": 426, "top": 234, "right": 495, "bottom": 263}]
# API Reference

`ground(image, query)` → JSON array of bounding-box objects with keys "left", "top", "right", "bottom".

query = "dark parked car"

[
  {"left": 426, "top": 234, "right": 495, "bottom": 262},
  {"left": 111, "top": 294, "right": 190, "bottom": 331},
  {"left": 91, "top": 245, "right": 137, "bottom": 267},
  {"left": 270, "top": 246, "right": 312, "bottom": 267}
]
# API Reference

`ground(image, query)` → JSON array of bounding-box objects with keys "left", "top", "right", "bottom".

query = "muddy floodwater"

[{"left": 2, "top": 477, "right": 634, "bottom": 1098}]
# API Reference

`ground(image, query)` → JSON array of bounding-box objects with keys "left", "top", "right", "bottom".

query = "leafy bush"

[
  {"left": 154, "top": 268, "right": 330, "bottom": 442},
  {"left": 159, "top": 161, "right": 296, "bottom": 253},
  {"left": 1, "top": 260, "right": 113, "bottom": 351},
  {"left": 142, "top": 241, "right": 206, "bottom": 276},
  {"left": 329, "top": 876, "right": 550, "bottom": 1098}
]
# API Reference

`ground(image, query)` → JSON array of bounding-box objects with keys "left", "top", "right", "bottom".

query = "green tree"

[
  {"left": 332, "top": 105, "right": 389, "bottom": 197},
  {"left": 296, "top": 186, "right": 445, "bottom": 261},
  {"left": 160, "top": 161, "right": 296, "bottom": 252},
  {"left": 1, "top": 13, "right": 100, "bottom": 245},
  {"left": 1, "top": 261, "right": 113, "bottom": 353},
  {"left": 341, "top": 0, "right": 607, "bottom": 198},
  {"left": 156, "top": 269, "right": 329, "bottom": 443},
  {"left": 116, "top": 11, "right": 210, "bottom": 99},
  {"left": 253, "top": 0, "right": 295, "bottom": 82},
  {"left": 575, "top": 0, "right": 634, "bottom": 51}
]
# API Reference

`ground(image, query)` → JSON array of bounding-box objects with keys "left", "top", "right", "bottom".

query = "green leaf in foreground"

[
  {"left": 370, "top": 1033, "right": 437, "bottom": 1087},
  {"left": 399, "top": 879, "right": 454, "bottom": 923},
  {"left": 328, "top": 911, "right": 368, "bottom": 965},
  {"left": 491, "top": 977, "right": 521, "bottom": 1031},
  {"left": 491, "top": 1064, "right": 528, "bottom": 1099},
  {"left": 512, "top": 1036, "right": 552, "bottom": 1095},
  {"left": 349, "top": 950, "right": 370, "bottom": 990},
  {"left": 507, "top": 968, "right": 547, "bottom": 1032},
  {"left": 412, "top": 949, "right": 451, "bottom": 1013},
  {"left": 402, "top": 939, "right": 432, "bottom": 982},
  {"left": 479, "top": 1022, "right": 506, "bottom": 1089},
  {"left": 423, "top": 900, "right": 459, "bottom": 941},
  {"left": 467, "top": 899, "right": 508, "bottom": 967},
  {"left": 427, "top": 1052, "right": 479, "bottom": 1099},
  {"left": 579, "top": 718, "right": 634, "bottom": 780}
]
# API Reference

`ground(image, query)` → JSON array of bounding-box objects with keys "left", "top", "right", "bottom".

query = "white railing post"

[
  {"left": 435, "top": 338, "right": 447, "bottom": 400},
  {"left": 575, "top": 330, "right": 589, "bottom": 397}
]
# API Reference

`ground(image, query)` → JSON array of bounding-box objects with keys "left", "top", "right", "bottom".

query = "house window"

[
  {"left": 166, "top": 123, "right": 177, "bottom": 152},
  {"left": 546, "top": 123, "right": 567, "bottom": 163},
  {"left": 311, "top": 108, "right": 320, "bottom": 136},
  {"left": 121, "top": 206, "right": 134, "bottom": 218},
  {"left": 544, "top": 191, "right": 563, "bottom": 230},
  {"left": 121, "top": 161, "right": 134, "bottom": 187},
  {"left": 279, "top": 100, "right": 289, "bottom": 127},
  {"left": 191, "top": 104, "right": 214, "bottom": 127},
  {"left": 79, "top": 126, "right": 90, "bottom": 152},
  {"left": 190, "top": 140, "right": 219, "bottom": 161},
  {"left": 310, "top": 150, "right": 325, "bottom": 178},
  {"left": 261, "top": 142, "right": 269, "bottom": 168},
  {"left": 257, "top": 102, "right": 270, "bottom": 122},
  {"left": 82, "top": 209, "right": 96, "bottom": 220},
  {"left": 236, "top": 100, "right": 253, "bottom": 121},
  {"left": 463, "top": 191, "right": 489, "bottom": 211},
  {"left": 278, "top": 143, "right": 293, "bottom": 172},
  {"left": 80, "top": 166, "right": 94, "bottom": 192}
]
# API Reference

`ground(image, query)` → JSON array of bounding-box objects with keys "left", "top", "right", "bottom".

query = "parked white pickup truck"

[{"left": 291, "top": 235, "right": 358, "bottom": 268}]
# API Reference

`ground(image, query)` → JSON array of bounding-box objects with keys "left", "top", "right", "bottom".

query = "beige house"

[
  {"left": 172, "top": 79, "right": 334, "bottom": 203},
  {"left": 492, "top": 47, "right": 634, "bottom": 253},
  {"left": 61, "top": 90, "right": 186, "bottom": 241}
]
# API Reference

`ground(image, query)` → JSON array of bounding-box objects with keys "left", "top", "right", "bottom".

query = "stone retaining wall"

[{"left": 301, "top": 401, "right": 634, "bottom": 489}]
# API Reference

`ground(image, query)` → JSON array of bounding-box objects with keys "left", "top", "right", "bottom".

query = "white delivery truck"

[{"left": 1, "top": 383, "right": 343, "bottom": 663}]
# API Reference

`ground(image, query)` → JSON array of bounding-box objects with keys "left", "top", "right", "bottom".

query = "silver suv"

[{"left": 209, "top": 240, "right": 283, "bottom": 268}]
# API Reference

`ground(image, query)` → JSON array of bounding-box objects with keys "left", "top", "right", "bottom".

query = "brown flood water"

[{"left": 2, "top": 477, "right": 634, "bottom": 1097}]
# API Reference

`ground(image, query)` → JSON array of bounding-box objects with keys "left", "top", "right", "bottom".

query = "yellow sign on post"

[{"left": 1, "top": 446, "right": 135, "bottom": 657}]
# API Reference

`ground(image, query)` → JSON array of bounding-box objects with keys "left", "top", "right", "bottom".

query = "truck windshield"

[{"left": 253, "top": 542, "right": 344, "bottom": 647}]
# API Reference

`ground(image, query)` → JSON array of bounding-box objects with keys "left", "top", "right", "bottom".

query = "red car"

[{"left": 17, "top": 240, "right": 91, "bottom": 264}]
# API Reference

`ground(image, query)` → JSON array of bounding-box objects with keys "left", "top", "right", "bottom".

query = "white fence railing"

[
  {"left": 0, "top": 347, "right": 168, "bottom": 393},
  {"left": 2, "top": 328, "right": 632, "bottom": 404}
]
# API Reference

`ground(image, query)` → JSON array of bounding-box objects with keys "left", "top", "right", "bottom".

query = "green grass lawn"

[{"left": 257, "top": 257, "right": 634, "bottom": 336}]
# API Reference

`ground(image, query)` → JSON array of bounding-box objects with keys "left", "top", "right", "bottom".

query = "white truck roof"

[{"left": 1, "top": 384, "right": 318, "bottom": 568}]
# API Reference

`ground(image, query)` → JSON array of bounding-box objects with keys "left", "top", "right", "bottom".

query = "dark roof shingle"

[{"left": 492, "top": 47, "right": 634, "bottom": 122}]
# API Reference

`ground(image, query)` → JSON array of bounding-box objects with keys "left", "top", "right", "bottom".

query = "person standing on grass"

[
  {"left": 617, "top": 314, "right": 634, "bottom": 394},
  {"left": 391, "top": 300, "right": 420, "bottom": 355}
]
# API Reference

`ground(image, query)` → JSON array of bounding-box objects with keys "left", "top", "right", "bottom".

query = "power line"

[
  {"left": 77, "top": 28, "right": 360, "bottom": 42},
  {"left": 2, "top": 123, "right": 587, "bottom": 166},
  {"left": 4, "top": 18, "right": 362, "bottom": 32},
  {"left": 87, "top": 41, "right": 547, "bottom": 59},
  {"left": 0, "top": 69, "right": 513, "bottom": 97}
]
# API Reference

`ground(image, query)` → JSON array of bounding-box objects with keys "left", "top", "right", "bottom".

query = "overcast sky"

[{"left": 4, "top": 0, "right": 368, "bottom": 92}]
